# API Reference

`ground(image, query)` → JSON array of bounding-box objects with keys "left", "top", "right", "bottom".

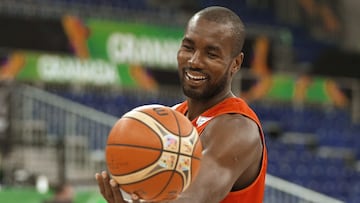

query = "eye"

[
  {"left": 182, "top": 44, "right": 193, "bottom": 51},
  {"left": 207, "top": 52, "right": 218, "bottom": 59}
]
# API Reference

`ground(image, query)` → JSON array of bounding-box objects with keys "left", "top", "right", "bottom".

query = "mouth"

[{"left": 185, "top": 70, "right": 208, "bottom": 82}]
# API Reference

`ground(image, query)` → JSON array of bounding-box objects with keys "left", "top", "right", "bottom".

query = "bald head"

[{"left": 189, "top": 6, "right": 246, "bottom": 57}]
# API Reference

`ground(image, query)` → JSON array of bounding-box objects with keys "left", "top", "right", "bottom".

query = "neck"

[{"left": 186, "top": 91, "right": 235, "bottom": 121}]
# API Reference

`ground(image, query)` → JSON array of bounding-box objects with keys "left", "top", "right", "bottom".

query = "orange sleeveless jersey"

[{"left": 174, "top": 97, "right": 267, "bottom": 203}]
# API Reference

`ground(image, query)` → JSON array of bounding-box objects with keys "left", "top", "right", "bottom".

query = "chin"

[{"left": 183, "top": 87, "right": 200, "bottom": 99}]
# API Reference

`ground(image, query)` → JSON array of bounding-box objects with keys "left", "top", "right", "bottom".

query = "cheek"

[
  {"left": 176, "top": 52, "right": 185, "bottom": 75},
  {"left": 213, "top": 66, "right": 231, "bottom": 80},
  {"left": 177, "top": 50, "right": 190, "bottom": 64}
]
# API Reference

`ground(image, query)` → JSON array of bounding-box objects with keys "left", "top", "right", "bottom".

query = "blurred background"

[{"left": 0, "top": 0, "right": 359, "bottom": 202}]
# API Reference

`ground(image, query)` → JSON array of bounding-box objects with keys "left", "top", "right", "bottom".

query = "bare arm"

[
  {"left": 95, "top": 113, "right": 263, "bottom": 203},
  {"left": 169, "top": 113, "right": 263, "bottom": 203}
]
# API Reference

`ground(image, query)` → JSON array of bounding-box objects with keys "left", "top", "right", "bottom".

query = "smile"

[{"left": 185, "top": 71, "right": 207, "bottom": 81}]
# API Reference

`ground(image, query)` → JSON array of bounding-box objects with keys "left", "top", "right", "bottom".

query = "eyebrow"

[
  {"left": 182, "top": 37, "right": 194, "bottom": 45},
  {"left": 183, "top": 37, "right": 221, "bottom": 51},
  {"left": 206, "top": 45, "right": 221, "bottom": 53}
]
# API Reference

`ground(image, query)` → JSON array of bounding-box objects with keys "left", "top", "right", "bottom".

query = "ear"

[{"left": 231, "top": 52, "right": 244, "bottom": 75}]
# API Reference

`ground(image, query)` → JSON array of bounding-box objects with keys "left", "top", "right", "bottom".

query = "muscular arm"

[
  {"left": 96, "top": 113, "right": 263, "bottom": 203},
  {"left": 170, "top": 113, "right": 263, "bottom": 203}
]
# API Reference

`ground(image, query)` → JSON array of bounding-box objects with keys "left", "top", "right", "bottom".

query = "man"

[{"left": 95, "top": 6, "right": 267, "bottom": 203}]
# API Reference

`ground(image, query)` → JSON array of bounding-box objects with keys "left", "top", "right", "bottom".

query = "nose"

[{"left": 188, "top": 51, "right": 201, "bottom": 68}]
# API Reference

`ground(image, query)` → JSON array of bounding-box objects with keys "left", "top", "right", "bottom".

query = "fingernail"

[
  {"left": 110, "top": 179, "right": 117, "bottom": 187},
  {"left": 102, "top": 171, "right": 107, "bottom": 178},
  {"left": 131, "top": 193, "right": 139, "bottom": 200}
]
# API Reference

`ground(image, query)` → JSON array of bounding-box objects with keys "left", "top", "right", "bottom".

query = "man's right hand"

[{"left": 95, "top": 171, "right": 141, "bottom": 203}]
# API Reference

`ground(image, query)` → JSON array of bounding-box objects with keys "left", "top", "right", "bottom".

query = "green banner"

[
  {"left": 13, "top": 52, "right": 139, "bottom": 87},
  {"left": 1, "top": 19, "right": 185, "bottom": 87},
  {"left": 266, "top": 74, "right": 333, "bottom": 104},
  {"left": 86, "top": 19, "right": 184, "bottom": 69}
]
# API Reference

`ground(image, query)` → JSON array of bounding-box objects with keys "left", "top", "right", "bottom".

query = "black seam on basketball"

[
  {"left": 118, "top": 171, "right": 169, "bottom": 185},
  {"left": 107, "top": 143, "right": 162, "bottom": 151},
  {"left": 190, "top": 127, "right": 201, "bottom": 159},
  {"left": 108, "top": 144, "right": 200, "bottom": 159},
  {"left": 120, "top": 170, "right": 184, "bottom": 200},
  {"left": 128, "top": 111, "right": 169, "bottom": 132},
  {"left": 108, "top": 145, "right": 162, "bottom": 176},
  {"left": 121, "top": 115, "right": 164, "bottom": 150},
  {"left": 109, "top": 107, "right": 200, "bottom": 200},
  {"left": 124, "top": 171, "right": 185, "bottom": 201},
  {"left": 149, "top": 109, "right": 182, "bottom": 201},
  {"left": 132, "top": 108, "right": 192, "bottom": 136},
  {"left": 107, "top": 114, "right": 164, "bottom": 177}
]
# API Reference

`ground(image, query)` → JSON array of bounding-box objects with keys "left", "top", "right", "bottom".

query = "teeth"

[{"left": 186, "top": 71, "right": 206, "bottom": 80}]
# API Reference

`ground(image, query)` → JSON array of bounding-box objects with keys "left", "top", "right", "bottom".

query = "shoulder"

[
  {"left": 200, "top": 113, "right": 262, "bottom": 161},
  {"left": 199, "top": 113, "right": 263, "bottom": 176},
  {"left": 202, "top": 113, "right": 260, "bottom": 146}
]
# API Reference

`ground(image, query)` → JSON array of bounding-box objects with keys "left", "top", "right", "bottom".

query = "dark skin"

[{"left": 95, "top": 9, "right": 263, "bottom": 203}]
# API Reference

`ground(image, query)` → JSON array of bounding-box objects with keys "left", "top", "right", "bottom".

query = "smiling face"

[{"left": 177, "top": 13, "right": 244, "bottom": 101}]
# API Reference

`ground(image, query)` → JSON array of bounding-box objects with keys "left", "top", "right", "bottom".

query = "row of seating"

[
  {"left": 259, "top": 104, "right": 359, "bottom": 202},
  {"left": 267, "top": 140, "right": 359, "bottom": 202}
]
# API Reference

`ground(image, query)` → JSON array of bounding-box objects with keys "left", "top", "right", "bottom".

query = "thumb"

[{"left": 131, "top": 193, "right": 141, "bottom": 203}]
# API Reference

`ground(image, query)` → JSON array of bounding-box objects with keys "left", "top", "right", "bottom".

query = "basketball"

[{"left": 105, "top": 104, "right": 202, "bottom": 201}]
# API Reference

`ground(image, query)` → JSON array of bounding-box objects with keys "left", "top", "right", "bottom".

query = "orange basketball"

[{"left": 105, "top": 104, "right": 202, "bottom": 201}]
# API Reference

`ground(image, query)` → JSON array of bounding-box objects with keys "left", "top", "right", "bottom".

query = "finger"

[
  {"left": 95, "top": 172, "right": 107, "bottom": 200},
  {"left": 131, "top": 193, "right": 141, "bottom": 203},
  {"left": 110, "top": 179, "right": 126, "bottom": 203},
  {"left": 101, "top": 171, "right": 115, "bottom": 202}
]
